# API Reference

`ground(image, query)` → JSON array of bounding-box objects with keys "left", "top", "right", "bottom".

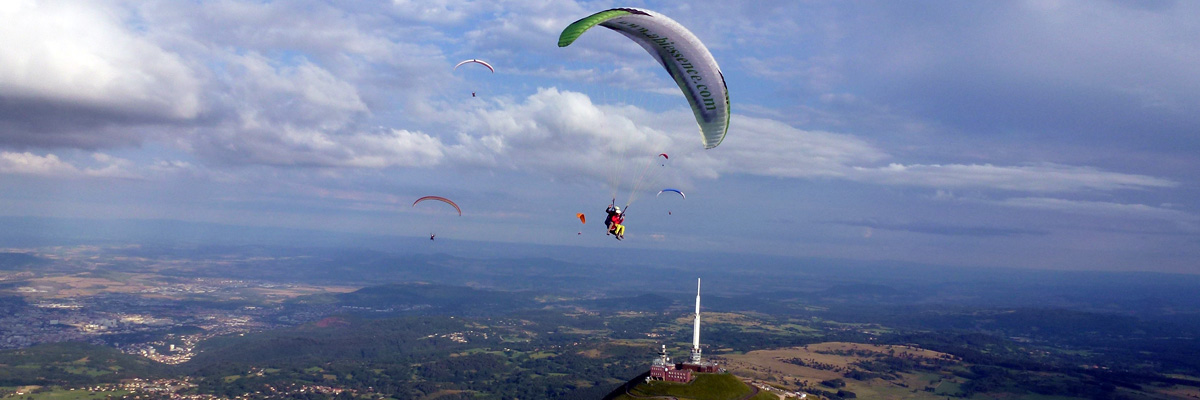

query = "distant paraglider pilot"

[
  {"left": 454, "top": 59, "right": 492, "bottom": 99},
  {"left": 412, "top": 196, "right": 460, "bottom": 242}
]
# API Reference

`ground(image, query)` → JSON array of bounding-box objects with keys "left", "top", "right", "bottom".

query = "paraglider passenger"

[{"left": 612, "top": 209, "right": 626, "bottom": 240}]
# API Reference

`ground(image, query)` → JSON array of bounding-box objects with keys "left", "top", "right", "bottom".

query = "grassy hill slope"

[{"left": 609, "top": 373, "right": 757, "bottom": 400}]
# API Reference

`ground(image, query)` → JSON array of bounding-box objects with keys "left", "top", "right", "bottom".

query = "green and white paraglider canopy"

[{"left": 559, "top": 8, "right": 730, "bottom": 149}]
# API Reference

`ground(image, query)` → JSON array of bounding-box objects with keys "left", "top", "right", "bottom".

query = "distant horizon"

[{"left": 4, "top": 214, "right": 1200, "bottom": 280}]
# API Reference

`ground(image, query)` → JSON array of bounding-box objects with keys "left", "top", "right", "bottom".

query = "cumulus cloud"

[
  {"left": 183, "top": 50, "right": 448, "bottom": 168},
  {"left": 0, "top": 151, "right": 136, "bottom": 179},
  {"left": 219, "top": 51, "right": 368, "bottom": 124},
  {"left": 433, "top": 88, "right": 881, "bottom": 186},
  {"left": 145, "top": 1, "right": 467, "bottom": 169},
  {"left": 0, "top": 152, "right": 79, "bottom": 176},
  {"left": 444, "top": 88, "right": 670, "bottom": 183},
  {"left": 0, "top": 0, "right": 456, "bottom": 157},
  {"left": 431, "top": 88, "right": 1177, "bottom": 197},
  {"left": 0, "top": 0, "right": 201, "bottom": 146}
]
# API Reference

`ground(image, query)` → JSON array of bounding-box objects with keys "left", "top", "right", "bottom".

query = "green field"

[{"left": 1, "top": 387, "right": 130, "bottom": 400}]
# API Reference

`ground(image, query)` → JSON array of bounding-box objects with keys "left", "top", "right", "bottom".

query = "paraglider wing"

[
  {"left": 559, "top": 8, "right": 730, "bottom": 149},
  {"left": 576, "top": 213, "right": 586, "bottom": 224},
  {"left": 659, "top": 153, "right": 669, "bottom": 160},
  {"left": 454, "top": 59, "right": 495, "bottom": 73},
  {"left": 413, "top": 196, "right": 462, "bottom": 216},
  {"left": 657, "top": 189, "right": 685, "bottom": 199}
]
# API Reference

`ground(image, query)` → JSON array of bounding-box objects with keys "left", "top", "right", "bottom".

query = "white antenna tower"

[{"left": 690, "top": 278, "right": 702, "bottom": 363}]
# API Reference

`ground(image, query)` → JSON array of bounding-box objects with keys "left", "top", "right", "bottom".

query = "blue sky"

[{"left": 1, "top": 0, "right": 1197, "bottom": 273}]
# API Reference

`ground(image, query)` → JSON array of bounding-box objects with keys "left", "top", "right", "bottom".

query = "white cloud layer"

[
  {"left": 0, "top": 0, "right": 1194, "bottom": 271},
  {"left": 995, "top": 197, "right": 1195, "bottom": 222},
  {"left": 716, "top": 116, "right": 886, "bottom": 178},
  {"left": 852, "top": 163, "right": 1176, "bottom": 193},
  {"left": 0, "top": 0, "right": 1177, "bottom": 200}
]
